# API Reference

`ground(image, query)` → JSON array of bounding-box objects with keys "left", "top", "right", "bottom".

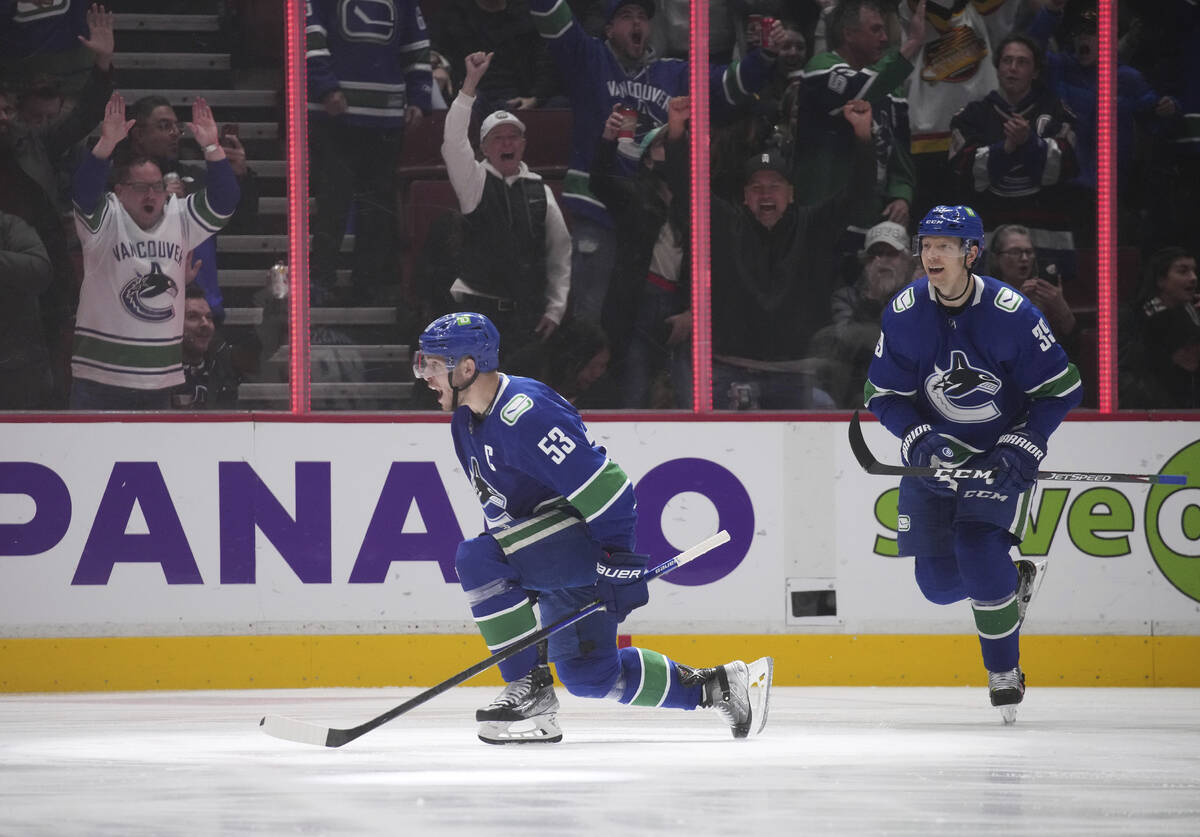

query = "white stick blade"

[{"left": 260, "top": 714, "right": 331, "bottom": 746}]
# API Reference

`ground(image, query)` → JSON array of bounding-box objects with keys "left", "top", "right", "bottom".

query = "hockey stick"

[
  {"left": 260, "top": 529, "right": 732, "bottom": 748},
  {"left": 849, "top": 411, "right": 1187, "bottom": 485}
]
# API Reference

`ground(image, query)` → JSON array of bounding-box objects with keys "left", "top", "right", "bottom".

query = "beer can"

[
  {"left": 269, "top": 260, "right": 289, "bottom": 299},
  {"left": 759, "top": 16, "right": 776, "bottom": 48},
  {"left": 163, "top": 171, "right": 182, "bottom": 195}
]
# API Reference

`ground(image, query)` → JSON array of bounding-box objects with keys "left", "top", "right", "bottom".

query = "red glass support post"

[
  {"left": 689, "top": 0, "right": 713, "bottom": 412},
  {"left": 286, "top": 0, "right": 312, "bottom": 412},
  {"left": 1096, "top": 1, "right": 1116, "bottom": 412}
]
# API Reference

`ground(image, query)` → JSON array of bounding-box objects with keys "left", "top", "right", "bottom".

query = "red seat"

[
  {"left": 401, "top": 179, "right": 462, "bottom": 288},
  {"left": 406, "top": 179, "right": 461, "bottom": 241},
  {"left": 418, "top": 0, "right": 448, "bottom": 25},
  {"left": 515, "top": 108, "right": 572, "bottom": 179},
  {"left": 396, "top": 111, "right": 449, "bottom": 180}
]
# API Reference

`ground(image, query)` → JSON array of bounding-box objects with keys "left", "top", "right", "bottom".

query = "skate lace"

[
  {"left": 989, "top": 668, "right": 1022, "bottom": 691},
  {"left": 491, "top": 675, "right": 535, "bottom": 709}
]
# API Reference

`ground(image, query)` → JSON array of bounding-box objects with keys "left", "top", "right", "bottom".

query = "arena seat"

[
  {"left": 395, "top": 110, "right": 449, "bottom": 181},
  {"left": 515, "top": 108, "right": 572, "bottom": 179}
]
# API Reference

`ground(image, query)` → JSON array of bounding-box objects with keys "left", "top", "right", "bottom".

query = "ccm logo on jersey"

[
  {"left": 596, "top": 564, "right": 643, "bottom": 580},
  {"left": 963, "top": 489, "right": 1009, "bottom": 501}
]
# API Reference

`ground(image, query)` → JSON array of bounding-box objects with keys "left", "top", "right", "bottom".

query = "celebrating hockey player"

[
  {"left": 413, "top": 312, "right": 773, "bottom": 743},
  {"left": 863, "top": 205, "right": 1082, "bottom": 723}
]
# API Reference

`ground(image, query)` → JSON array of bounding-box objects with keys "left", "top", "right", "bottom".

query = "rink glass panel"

[{"left": 7, "top": 2, "right": 1193, "bottom": 415}]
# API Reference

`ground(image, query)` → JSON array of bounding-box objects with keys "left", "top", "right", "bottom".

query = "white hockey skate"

[
  {"left": 989, "top": 666, "right": 1026, "bottom": 725},
  {"left": 1014, "top": 559, "right": 1047, "bottom": 627},
  {"left": 476, "top": 665, "right": 562, "bottom": 744},
  {"left": 695, "top": 656, "right": 774, "bottom": 739}
]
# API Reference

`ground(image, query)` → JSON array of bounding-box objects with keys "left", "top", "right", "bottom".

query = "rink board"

[{"left": 2, "top": 417, "right": 1199, "bottom": 690}]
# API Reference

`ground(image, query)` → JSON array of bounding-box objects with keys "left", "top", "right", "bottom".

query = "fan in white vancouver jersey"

[{"left": 71, "top": 92, "right": 239, "bottom": 393}]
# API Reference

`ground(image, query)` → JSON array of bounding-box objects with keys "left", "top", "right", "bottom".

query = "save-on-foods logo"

[
  {"left": 1146, "top": 442, "right": 1200, "bottom": 603},
  {"left": 871, "top": 441, "right": 1200, "bottom": 604}
]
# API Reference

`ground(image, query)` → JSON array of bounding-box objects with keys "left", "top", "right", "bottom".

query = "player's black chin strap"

[
  {"left": 935, "top": 272, "right": 973, "bottom": 304},
  {"left": 448, "top": 357, "right": 481, "bottom": 412},
  {"left": 935, "top": 245, "right": 976, "bottom": 305}
]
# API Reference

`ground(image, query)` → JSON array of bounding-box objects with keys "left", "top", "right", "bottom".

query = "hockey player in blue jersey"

[
  {"left": 864, "top": 205, "right": 1082, "bottom": 723},
  {"left": 414, "top": 312, "right": 773, "bottom": 743}
]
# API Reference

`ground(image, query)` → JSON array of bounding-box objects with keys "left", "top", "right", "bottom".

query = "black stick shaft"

[
  {"left": 848, "top": 411, "right": 1186, "bottom": 486},
  {"left": 261, "top": 530, "right": 730, "bottom": 747}
]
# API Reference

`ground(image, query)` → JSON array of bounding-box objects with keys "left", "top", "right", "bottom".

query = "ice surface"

[{"left": 1, "top": 686, "right": 1198, "bottom": 836}]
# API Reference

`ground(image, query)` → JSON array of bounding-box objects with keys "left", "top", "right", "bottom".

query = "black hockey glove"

[
  {"left": 595, "top": 551, "right": 650, "bottom": 623},
  {"left": 901, "top": 424, "right": 957, "bottom": 468},
  {"left": 981, "top": 430, "right": 1047, "bottom": 494}
]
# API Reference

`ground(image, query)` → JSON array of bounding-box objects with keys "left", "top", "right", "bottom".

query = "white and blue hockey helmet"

[{"left": 915, "top": 205, "right": 985, "bottom": 257}]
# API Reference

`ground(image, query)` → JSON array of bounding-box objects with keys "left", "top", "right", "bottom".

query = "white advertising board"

[{"left": 1, "top": 420, "right": 1197, "bottom": 637}]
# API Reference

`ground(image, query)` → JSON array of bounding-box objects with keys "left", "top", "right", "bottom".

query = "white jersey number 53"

[{"left": 538, "top": 427, "right": 577, "bottom": 464}]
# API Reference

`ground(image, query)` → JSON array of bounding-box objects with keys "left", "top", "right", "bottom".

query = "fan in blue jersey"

[
  {"left": 864, "top": 205, "right": 1083, "bottom": 724},
  {"left": 414, "top": 312, "right": 773, "bottom": 743}
]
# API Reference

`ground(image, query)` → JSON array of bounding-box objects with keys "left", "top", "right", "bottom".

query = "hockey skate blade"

[
  {"left": 745, "top": 656, "right": 774, "bottom": 739},
  {"left": 1000, "top": 705, "right": 1018, "bottom": 725},
  {"left": 260, "top": 714, "right": 332, "bottom": 747},
  {"left": 478, "top": 714, "right": 563, "bottom": 745}
]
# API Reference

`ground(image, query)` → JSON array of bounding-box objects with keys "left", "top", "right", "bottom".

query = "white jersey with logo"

[
  {"left": 72, "top": 191, "right": 231, "bottom": 389},
  {"left": 899, "top": 0, "right": 1023, "bottom": 154}
]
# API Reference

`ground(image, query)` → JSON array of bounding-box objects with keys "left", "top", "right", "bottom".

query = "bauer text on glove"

[{"left": 595, "top": 551, "right": 650, "bottom": 622}]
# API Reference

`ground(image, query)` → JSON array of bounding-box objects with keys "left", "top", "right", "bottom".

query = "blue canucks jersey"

[
  {"left": 865, "top": 273, "right": 1082, "bottom": 457},
  {"left": 451, "top": 374, "right": 637, "bottom": 551}
]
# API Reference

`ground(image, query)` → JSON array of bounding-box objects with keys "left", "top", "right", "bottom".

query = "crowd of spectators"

[{"left": 1, "top": 0, "right": 1197, "bottom": 412}]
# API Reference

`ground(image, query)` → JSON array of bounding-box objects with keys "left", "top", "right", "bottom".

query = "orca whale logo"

[
  {"left": 120, "top": 262, "right": 178, "bottom": 323},
  {"left": 925, "top": 349, "right": 1001, "bottom": 423},
  {"left": 469, "top": 456, "right": 511, "bottom": 526}
]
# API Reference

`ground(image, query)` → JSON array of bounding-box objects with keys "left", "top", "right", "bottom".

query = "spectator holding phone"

[{"left": 989, "top": 223, "right": 1078, "bottom": 356}]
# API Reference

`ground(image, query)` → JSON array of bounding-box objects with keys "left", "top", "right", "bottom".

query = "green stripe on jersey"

[
  {"left": 629, "top": 649, "right": 671, "bottom": 707},
  {"left": 562, "top": 170, "right": 599, "bottom": 201},
  {"left": 1028, "top": 363, "right": 1081, "bottom": 399},
  {"left": 569, "top": 461, "right": 631, "bottom": 521},
  {"left": 720, "top": 59, "right": 745, "bottom": 105},
  {"left": 75, "top": 200, "right": 107, "bottom": 233},
  {"left": 73, "top": 334, "right": 181, "bottom": 369},
  {"left": 476, "top": 600, "right": 538, "bottom": 650},
  {"left": 190, "top": 190, "right": 231, "bottom": 231},
  {"left": 530, "top": 0, "right": 574, "bottom": 37},
  {"left": 972, "top": 595, "right": 1019, "bottom": 640}
]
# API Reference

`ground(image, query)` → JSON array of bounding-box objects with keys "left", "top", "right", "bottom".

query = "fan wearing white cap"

[{"left": 439, "top": 51, "right": 571, "bottom": 356}]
